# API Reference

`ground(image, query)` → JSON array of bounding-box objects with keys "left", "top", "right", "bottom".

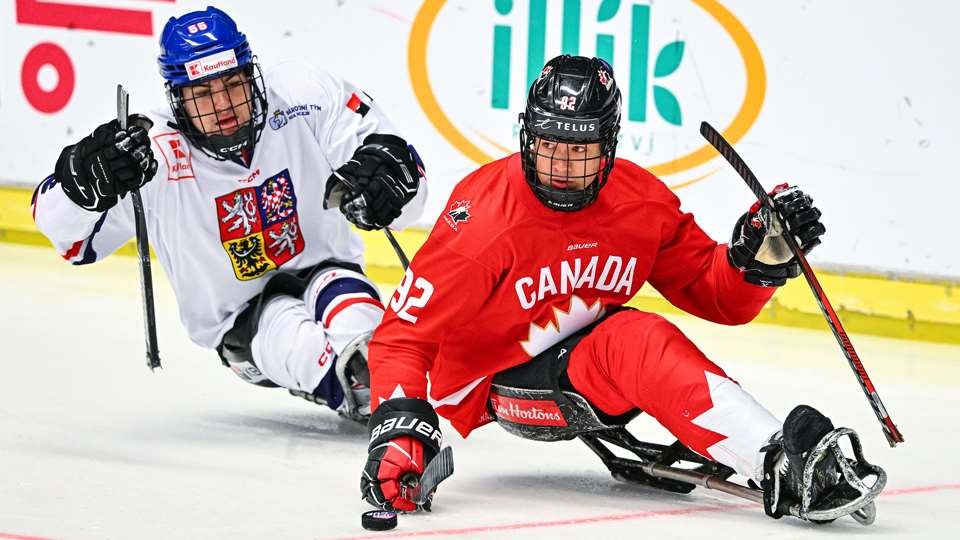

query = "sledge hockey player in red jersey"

[
  {"left": 32, "top": 7, "right": 427, "bottom": 422},
  {"left": 360, "top": 55, "right": 886, "bottom": 523}
]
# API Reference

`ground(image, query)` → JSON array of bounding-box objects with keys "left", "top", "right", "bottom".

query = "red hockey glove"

[
  {"left": 361, "top": 398, "right": 441, "bottom": 512},
  {"left": 728, "top": 183, "right": 825, "bottom": 287}
]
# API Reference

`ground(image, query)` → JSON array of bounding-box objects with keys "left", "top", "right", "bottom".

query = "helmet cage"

[
  {"left": 165, "top": 61, "right": 267, "bottom": 164},
  {"left": 157, "top": 7, "right": 265, "bottom": 164},
  {"left": 519, "top": 110, "right": 619, "bottom": 212},
  {"left": 519, "top": 55, "right": 621, "bottom": 212}
]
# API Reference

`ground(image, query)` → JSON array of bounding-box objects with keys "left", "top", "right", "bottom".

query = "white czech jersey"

[{"left": 33, "top": 61, "right": 427, "bottom": 349}]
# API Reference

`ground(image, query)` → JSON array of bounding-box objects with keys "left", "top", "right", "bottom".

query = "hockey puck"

[{"left": 361, "top": 510, "right": 398, "bottom": 531}]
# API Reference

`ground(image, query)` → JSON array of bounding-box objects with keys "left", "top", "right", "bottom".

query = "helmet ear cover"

[
  {"left": 520, "top": 55, "right": 622, "bottom": 212},
  {"left": 157, "top": 7, "right": 267, "bottom": 163}
]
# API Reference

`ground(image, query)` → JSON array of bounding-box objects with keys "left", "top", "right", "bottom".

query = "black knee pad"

[{"left": 489, "top": 309, "right": 639, "bottom": 442}]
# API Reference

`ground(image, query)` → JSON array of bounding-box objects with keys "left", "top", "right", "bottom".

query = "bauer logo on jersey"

[
  {"left": 268, "top": 109, "right": 288, "bottom": 130},
  {"left": 443, "top": 200, "right": 471, "bottom": 231},
  {"left": 153, "top": 132, "right": 195, "bottom": 181},
  {"left": 185, "top": 49, "right": 239, "bottom": 81},
  {"left": 215, "top": 169, "right": 304, "bottom": 280}
]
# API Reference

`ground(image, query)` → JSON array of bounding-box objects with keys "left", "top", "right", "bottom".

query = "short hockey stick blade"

[{"left": 410, "top": 446, "right": 454, "bottom": 507}]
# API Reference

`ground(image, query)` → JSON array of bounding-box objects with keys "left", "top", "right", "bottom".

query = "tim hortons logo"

[{"left": 490, "top": 394, "right": 568, "bottom": 427}]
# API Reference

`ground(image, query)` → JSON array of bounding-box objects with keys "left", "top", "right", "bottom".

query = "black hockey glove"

[
  {"left": 55, "top": 115, "right": 158, "bottom": 212},
  {"left": 324, "top": 134, "right": 421, "bottom": 230},
  {"left": 728, "top": 183, "right": 826, "bottom": 287},
  {"left": 361, "top": 398, "right": 441, "bottom": 512}
]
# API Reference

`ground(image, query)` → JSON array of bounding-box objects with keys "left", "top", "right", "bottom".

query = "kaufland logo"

[
  {"left": 186, "top": 50, "right": 239, "bottom": 81},
  {"left": 409, "top": 0, "right": 766, "bottom": 185}
]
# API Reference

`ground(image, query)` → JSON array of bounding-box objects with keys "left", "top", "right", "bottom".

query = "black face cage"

[
  {"left": 519, "top": 116, "right": 619, "bottom": 212},
  {"left": 166, "top": 61, "right": 267, "bottom": 164}
]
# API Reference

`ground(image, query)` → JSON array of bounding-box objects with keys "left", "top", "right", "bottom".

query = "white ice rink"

[{"left": 1, "top": 243, "right": 957, "bottom": 540}]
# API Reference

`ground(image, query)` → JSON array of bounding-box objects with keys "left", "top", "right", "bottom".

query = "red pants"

[{"left": 567, "top": 310, "right": 781, "bottom": 479}]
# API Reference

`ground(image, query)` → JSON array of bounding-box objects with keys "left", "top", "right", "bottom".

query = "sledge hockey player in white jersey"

[{"left": 31, "top": 6, "right": 427, "bottom": 422}]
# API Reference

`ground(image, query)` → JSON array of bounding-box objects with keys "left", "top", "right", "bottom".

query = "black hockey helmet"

[{"left": 519, "top": 55, "right": 621, "bottom": 211}]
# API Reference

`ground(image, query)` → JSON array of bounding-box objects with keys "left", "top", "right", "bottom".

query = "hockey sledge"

[{"left": 578, "top": 426, "right": 886, "bottom": 525}]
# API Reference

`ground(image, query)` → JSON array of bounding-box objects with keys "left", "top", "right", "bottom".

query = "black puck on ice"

[{"left": 361, "top": 510, "right": 398, "bottom": 531}]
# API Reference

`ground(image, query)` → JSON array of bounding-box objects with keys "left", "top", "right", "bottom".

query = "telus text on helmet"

[
  {"left": 535, "top": 119, "right": 598, "bottom": 134},
  {"left": 514, "top": 255, "right": 637, "bottom": 310}
]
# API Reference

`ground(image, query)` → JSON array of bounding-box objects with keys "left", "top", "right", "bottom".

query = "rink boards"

[{"left": 2, "top": 184, "right": 958, "bottom": 344}]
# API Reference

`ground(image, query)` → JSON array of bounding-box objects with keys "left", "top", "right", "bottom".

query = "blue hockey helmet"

[
  {"left": 157, "top": 7, "right": 267, "bottom": 165},
  {"left": 158, "top": 6, "right": 253, "bottom": 87}
]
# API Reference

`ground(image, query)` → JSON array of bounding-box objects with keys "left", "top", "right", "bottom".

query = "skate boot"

[
  {"left": 288, "top": 331, "right": 372, "bottom": 423},
  {"left": 761, "top": 405, "right": 887, "bottom": 525},
  {"left": 333, "top": 331, "right": 372, "bottom": 423}
]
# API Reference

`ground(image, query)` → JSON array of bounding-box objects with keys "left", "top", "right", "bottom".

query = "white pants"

[{"left": 250, "top": 267, "right": 384, "bottom": 394}]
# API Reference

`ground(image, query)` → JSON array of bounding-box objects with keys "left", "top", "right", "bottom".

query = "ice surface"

[{"left": 1, "top": 244, "right": 956, "bottom": 539}]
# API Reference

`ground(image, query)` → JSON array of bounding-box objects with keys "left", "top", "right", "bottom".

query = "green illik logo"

[{"left": 491, "top": 0, "right": 684, "bottom": 125}]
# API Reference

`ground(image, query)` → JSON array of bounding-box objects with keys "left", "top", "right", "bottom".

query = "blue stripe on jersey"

[
  {"left": 312, "top": 368, "right": 345, "bottom": 411},
  {"left": 31, "top": 175, "right": 57, "bottom": 206},
  {"left": 313, "top": 276, "right": 381, "bottom": 321},
  {"left": 41, "top": 175, "right": 58, "bottom": 193},
  {"left": 74, "top": 212, "right": 109, "bottom": 266},
  {"left": 408, "top": 144, "right": 426, "bottom": 175}
]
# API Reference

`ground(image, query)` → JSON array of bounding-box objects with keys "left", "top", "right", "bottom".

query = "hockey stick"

[
  {"left": 699, "top": 121, "right": 903, "bottom": 446},
  {"left": 383, "top": 228, "right": 410, "bottom": 271},
  {"left": 118, "top": 85, "right": 161, "bottom": 370},
  {"left": 404, "top": 445, "right": 455, "bottom": 508},
  {"left": 329, "top": 170, "right": 411, "bottom": 271}
]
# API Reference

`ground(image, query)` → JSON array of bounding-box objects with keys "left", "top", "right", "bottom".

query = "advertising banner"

[{"left": 2, "top": 1, "right": 957, "bottom": 276}]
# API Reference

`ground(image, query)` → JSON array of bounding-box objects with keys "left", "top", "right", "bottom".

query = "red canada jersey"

[{"left": 369, "top": 154, "right": 774, "bottom": 437}]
